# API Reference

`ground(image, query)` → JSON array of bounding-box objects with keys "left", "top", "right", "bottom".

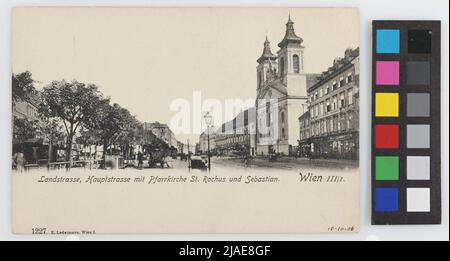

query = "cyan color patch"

[{"left": 376, "top": 29, "right": 400, "bottom": 54}]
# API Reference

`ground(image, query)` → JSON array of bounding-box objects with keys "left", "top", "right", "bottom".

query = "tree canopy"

[
  {"left": 12, "top": 71, "right": 36, "bottom": 105},
  {"left": 40, "top": 80, "right": 103, "bottom": 161},
  {"left": 13, "top": 118, "right": 40, "bottom": 145},
  {"left": 13, "top": 71, "right": 174, "bottom": 167}
]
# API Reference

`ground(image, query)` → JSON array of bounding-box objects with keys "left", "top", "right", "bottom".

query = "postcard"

[{"left": 11, "top": 7, "right": 360, "bottom": 234}]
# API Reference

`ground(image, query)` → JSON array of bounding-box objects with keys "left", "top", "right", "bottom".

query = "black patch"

[{"left": 408, "top": 30, "right": 432, "bottom": 54}]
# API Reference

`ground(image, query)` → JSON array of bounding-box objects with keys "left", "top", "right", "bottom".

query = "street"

[
  {"left": 127, "top": 155, "right": 359, "bottom": 174},
  {"left": 14, "top": 155, "right": 358, "bottom": 175},
  {"left": 211, "top": 156, "right": 358, "bottom": 170}
]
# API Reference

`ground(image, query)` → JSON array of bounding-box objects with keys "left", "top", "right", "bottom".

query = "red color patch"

[{"left": 376, "top": 124, "right": 399, "bottom": 149}]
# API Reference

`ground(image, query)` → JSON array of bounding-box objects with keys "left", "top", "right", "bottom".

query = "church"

[{"left": 255, "top": 16, "right": 318, "bottom": 156}]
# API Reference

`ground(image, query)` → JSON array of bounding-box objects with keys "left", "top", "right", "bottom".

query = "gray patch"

[
  {"left": 407, "top": 93, "right": 430, "bottom": 117},
  {"left": 407, "top": 156, "right": 430, "bottom": 180},
  {"left": 407, "top": 61, "right": 430, "bottom": 85},
  {"left": 407, "top": 124, "right": 430, "bottom": 148}
]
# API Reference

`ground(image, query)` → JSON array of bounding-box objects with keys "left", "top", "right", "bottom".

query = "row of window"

[
  {"left": 300, "top": 118, "right": 310, "bottom": 128},
  {"left": 12, "top": 102, "right": 39, "bottom": 120},
  {"left": 310, "top": 113, "right": 356, "bottom": 137},
  {"left": 310, "top": 72, "right": 354, "bottom": 102},
  {"left": 27, "top": 105, "right": 38, "bottom": 119},
  {"left": 215, "top": 135, "right": 248, "bottom": 146},
  {"left": 300, "top": 130, "right": 310, "bottom": 140},
  {"left": 310, "top": 88, "right": 354, "bottom": 118}
]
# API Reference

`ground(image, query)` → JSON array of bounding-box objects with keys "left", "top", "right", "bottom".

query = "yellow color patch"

[{"left": 376, "top": 93, "right": 399, "bottom": 117}]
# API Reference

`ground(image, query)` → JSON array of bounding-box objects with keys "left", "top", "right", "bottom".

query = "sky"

[{"left": 12, "top": 7, "right": 359, "bottom": 143}]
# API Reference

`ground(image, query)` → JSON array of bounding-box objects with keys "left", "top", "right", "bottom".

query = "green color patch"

[{"left": 376, "top": 156, "right": 399, "bottom": 180}]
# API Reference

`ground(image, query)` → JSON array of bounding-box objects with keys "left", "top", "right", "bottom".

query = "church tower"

[
  {"left": 256, "top": 36, "right": 277, "bottom": 90},
  {"left": 277, "top": 15, "right": 307, "bottom": 97}
]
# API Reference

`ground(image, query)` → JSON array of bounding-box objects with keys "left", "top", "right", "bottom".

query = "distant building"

[
  {"left": 299, "top": 48, "right": 359, "bottom": 159},
  {"left": 182, "top": 143, "right": 190, "bottom": 154},
  {"left": 12, "top": 94, "right": 40, "bottom": 122},
  {"left": 214, "top": 108, "right": 256, "bottom": 156},
  {"left": 297, "top": 111, "right": 311, "bottom": 157},
  {"left": 194, "top": 142, "right": 201, "bottom": 155},
  {"left": 199, "top": 128, "right": 216, "bottom": 155},
  {"left": 143, "top": 121, "right": 179, "bottom": 151},
  {"left": 177, "top": 141, "right": 184, "bottom": 154}
]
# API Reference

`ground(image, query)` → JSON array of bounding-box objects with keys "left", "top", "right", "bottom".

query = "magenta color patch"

[{"left": 376, "top": 61, "right": 400, "bottom": 85}]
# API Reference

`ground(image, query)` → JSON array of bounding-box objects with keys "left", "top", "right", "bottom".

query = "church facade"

[{"left": 255, "top": 16, "right": 317, "bottom": 156}]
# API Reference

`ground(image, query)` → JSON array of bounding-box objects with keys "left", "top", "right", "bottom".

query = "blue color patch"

[
  {"left": 375, "top": 188, "right": 399, "bottom": 212},
  {"left": 376, "top": 29, "right": 400, "bottom": 54}
]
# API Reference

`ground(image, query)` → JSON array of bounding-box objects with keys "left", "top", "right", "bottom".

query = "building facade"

[
  {"left": 255, "top": 16, "right": 317, "bottom": 156},
  {"left": 199, "top": 128, "right": 216, "bottom": 155},
  {"left": 12, "top": 96, "right": 40, "bottom": 122},
  {"left": 214, "top": 108, "right": 256, "bottom": 156},
  {"left": 12, "top": 93, "right": 49, "bottom": 163},
  {"left": 194, "top": 143, "right": 201, "bottom": 155},
  {"left": 177, "top": 141, "right": 184, "bottom": 154},
  {"left": 299, "top": 48, "right": 359, "bottom": 160},
  {"left": 297, "top": 111, "right": 311, "bottom": 157},
  {"left": 143, "top": 121, "right": 179, "bottom": 151}
]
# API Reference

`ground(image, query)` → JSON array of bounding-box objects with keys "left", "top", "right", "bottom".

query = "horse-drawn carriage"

[
  {"left": 142, "top": 141, "right": 172, "bottom": 168},
  {"left": 147, "top": 149, "right": 170, "bottom": 168}
]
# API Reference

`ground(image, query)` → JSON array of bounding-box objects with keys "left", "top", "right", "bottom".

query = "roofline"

[{"left": 308, "top": 56, "right": 357, "bottom": 92}]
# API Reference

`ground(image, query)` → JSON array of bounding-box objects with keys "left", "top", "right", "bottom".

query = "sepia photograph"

[{"left": 11, "top": 7, "right": 360, "bottom": 234}]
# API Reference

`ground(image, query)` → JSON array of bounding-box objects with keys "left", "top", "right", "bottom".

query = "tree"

[
  {"left": 39, "top": 80, "right": 102, "bottom": 164},
  {"left": 76, "top": 126, "right": 101, "bottom": 160},
  {"left": 40, "top": 117, "right": 65, "bottom": 162},
  {"left": 86, "top": 101, "right": 135, "bottom": 168},
  {"left": 115, "top": 118, "right": 142, "bottom": 160},
  {"left": 13, "top": 117, "right": 40, "bottom": 145},
  {"left": 142, "top": 130, "right": 171, "bottom": 155},
  {"left": 12, "top": 71, "right": 36, "bottom": 106}
]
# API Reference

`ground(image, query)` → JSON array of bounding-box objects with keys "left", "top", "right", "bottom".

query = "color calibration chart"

[{"left": 372, "top": 21, "right": 441, "bottom": 225}]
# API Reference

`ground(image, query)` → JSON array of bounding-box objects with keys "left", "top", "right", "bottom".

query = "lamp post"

[
  {"left": 204, "top": 112, "right": 213, "bottom": 171},
  {"left": 187, "top": 139, "right": 190, "bottom": 155}
]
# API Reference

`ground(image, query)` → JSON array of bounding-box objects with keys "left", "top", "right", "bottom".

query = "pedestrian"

[
  {"left": 137, "top": 151, "right": 143, "bottom": 169},
  {"left": 148, "top": 151, "right": 154, "bottom": 168},
  {"left": 13, "top": 150, "right": 25, "bottom": 173},
  {"left": 243, "top": 154, "right": 250, "bottom": 167}
]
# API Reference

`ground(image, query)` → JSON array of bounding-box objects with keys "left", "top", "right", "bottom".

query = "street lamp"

[
  {"left": 204, "top": 112, "right": 213, "bottom": 171},
  {"left": 187, "top": 139, "right": 190, "bottom": 155}
]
